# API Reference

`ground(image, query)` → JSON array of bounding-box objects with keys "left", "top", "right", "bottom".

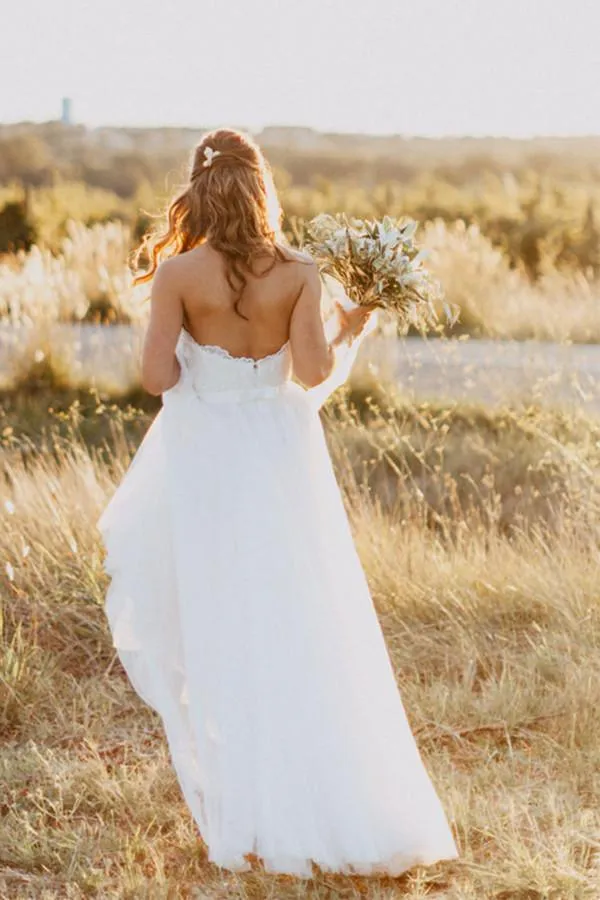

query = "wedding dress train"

[{"left": 97, "top": 320, "right": 458, "bottom": 877}]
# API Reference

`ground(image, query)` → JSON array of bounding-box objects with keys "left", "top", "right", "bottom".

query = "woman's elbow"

[
  {"left": 141, "top": 366, "right": 172, "bottom": 396},
  {"left": 141, "top": 375, "right": 164, "bottom": 396},
  {"left": 295, "top": 360, "right": 333, "bottom": 389},
  {"left": 141, "top": 356, "right": 181, "bottom": 395},
  {"left": 301, "top": 372, "right": 327, "bottom": 389}
]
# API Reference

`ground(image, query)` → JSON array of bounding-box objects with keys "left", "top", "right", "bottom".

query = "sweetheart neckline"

[{"left": 181, "top": 329, "right": 290, "bottom": 365}]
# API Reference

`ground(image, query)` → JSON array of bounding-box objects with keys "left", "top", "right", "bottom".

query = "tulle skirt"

[{"left": 98, "top": 374, "right": 458, "bottom": 877}]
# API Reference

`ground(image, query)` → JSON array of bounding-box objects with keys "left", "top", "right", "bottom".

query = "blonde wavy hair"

[{"left": 133, "top": 128, "right": 290, "bottom": 318}]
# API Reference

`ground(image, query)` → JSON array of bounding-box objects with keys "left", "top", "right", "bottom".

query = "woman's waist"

[{"left": 189, "top": 379, "right": 304, "bottom": 404}]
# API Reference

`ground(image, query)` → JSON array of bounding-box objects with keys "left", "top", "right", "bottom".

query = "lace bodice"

[
  {"left": 171, "top": 328, "right": 294, "bottom": 402},
  {"left": 164, "top": 310, "right": 377, "bottom": 408}
]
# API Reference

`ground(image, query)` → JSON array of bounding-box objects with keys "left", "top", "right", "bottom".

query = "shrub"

[{"left": 0, "top": 201, "right": 37, "bottom": 254}]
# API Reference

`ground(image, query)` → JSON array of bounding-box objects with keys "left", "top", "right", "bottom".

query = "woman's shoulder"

[{"left": 161, "top": 243, "right": 217, "bottom": 279}]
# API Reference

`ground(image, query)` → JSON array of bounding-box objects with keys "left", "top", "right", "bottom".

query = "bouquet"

[{"left": 305, "top": 213, "right": 445, "bottom": 331}]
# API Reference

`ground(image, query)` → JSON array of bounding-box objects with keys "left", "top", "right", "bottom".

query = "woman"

[{"left": 98, "top": 128, "right": 458, "bottom": 878}]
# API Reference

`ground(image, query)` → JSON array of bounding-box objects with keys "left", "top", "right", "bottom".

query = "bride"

[{"left": 97, "top": 128, "right": 458, "bottom": 878}]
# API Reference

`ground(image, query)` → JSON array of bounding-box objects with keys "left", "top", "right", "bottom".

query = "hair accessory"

[{"left": 202, "top": 146, "right": 222, "bottom": 168}]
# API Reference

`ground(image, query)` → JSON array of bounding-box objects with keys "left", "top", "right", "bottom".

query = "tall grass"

[
  {"left": 1, "top": 390, "right": 599, "bottom": 897},
  {"left": 424, "top": 220, "right": 600, "bottom": 342},
  {"left": 1, "top": 220, "right": 600, "bottom": 363},
  {"left": 0, "top": 220, "right": 145, "bottom": 327}
]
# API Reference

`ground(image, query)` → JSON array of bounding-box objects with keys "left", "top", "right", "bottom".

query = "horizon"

[
  {"left": 3, "top": 0, "right": 599, "bottom": 140},
  {"left": 4, "top": 118, "right": 600, "bottom": 143}
]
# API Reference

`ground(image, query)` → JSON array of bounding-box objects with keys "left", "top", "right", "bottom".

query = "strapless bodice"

[{"left": 172, "top": 328, "right": 294, "bottom": 403}]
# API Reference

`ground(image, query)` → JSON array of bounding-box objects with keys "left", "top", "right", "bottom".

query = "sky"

[{"left": 2, "top": 0, "right": 599, "bottom": 137}]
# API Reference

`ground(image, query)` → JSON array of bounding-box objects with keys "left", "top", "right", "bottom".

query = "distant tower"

[{"left": 61, "top": 97, "right": 72, "bottom": 125}]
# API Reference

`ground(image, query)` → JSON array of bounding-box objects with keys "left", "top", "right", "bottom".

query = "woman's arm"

[
  {"left": 141, "top": 260, "right": 184, "bottom": 396},
  {"left": 289, "top": 261, "right": 374, "bottom": 388},
  {"left": 288, "top": 261, "right": 333, "bottom": 388}
]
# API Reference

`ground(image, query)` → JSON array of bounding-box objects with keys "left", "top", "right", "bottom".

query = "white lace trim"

[{"left": 181, "top": 330, "right": 290, "bottom": 366}]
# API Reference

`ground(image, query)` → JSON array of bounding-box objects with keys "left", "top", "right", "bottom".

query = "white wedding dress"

[{"left": 97, "top": 318, "right": 459, "bottom": 877}]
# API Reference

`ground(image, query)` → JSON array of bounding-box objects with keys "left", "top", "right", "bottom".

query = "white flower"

[
  {"left": 394, "top": 255, "right": 410, "bottom": 272},
  {"left": 401, "top": 221, "right": 418, "bottom": 240},
  {"left": 400, "top": 272, "right": 424, "bottom": 286},
  {"left": 202, "top": 146, "right": 222, "bottom": 168},
  {"left": 307, "top": 214, "right": 336, "bottom": 240},
  {"left": 4, "top": 500, "right": 15, "bottom": 515}
]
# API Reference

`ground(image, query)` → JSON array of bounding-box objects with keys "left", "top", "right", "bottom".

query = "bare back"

[
  {"left": 170, "top": 243, "right": 311, "bottom": 359},
  {"left": 141, "top": 239, "right": 337, "bottom": 394}
]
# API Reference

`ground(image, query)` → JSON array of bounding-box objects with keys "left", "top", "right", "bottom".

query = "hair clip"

[{"left": 202, "top": 146, "right": 222, "bottom": 167}]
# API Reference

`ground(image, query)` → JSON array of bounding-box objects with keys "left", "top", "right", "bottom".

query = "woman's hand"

[{"left": 331, "top": 302, "right": 377, "bottom": 348}]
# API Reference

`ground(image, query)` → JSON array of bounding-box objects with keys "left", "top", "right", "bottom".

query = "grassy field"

[
  {"left": 2, "top": 219, "right": 600, "bottom": 352},
  {"left": 2, "top": 127, "right": 600, "bottom": 897},
  {"left": 1, "top": 383, "right": 599, "bottom": 898}
]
